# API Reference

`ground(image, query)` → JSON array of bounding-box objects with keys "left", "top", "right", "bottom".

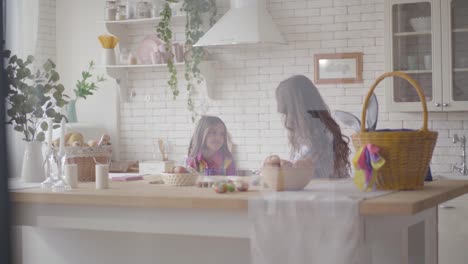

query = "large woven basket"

[
  {"left": 351, "top": 72, "right": 438, "bottom": 190},
  {"left": 65, "top": 146, "right": 112, "bottom": 182}
]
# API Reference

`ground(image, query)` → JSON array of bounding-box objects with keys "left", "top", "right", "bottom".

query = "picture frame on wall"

[{"left": 314, "top": 52, "right": 363, "bottom": 84}]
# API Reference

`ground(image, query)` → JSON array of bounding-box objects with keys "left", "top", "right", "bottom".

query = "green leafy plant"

[
  {"left": 74, "top": 61, "right": 106, "bottom": 100},
  {"left": 5, "top": 53, "right": 68, "bottom": 142},
  {"left": 157, "top": 0, "right": 179, "bottom": 99},
  {"left": 182, "top": 0, "right": 216, "bottom": 122}
]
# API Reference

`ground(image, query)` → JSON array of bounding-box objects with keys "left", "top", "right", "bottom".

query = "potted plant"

[
  {"left": 5, "top": 53, "right": 68, "bottom": 182},
  {"left": 67, "top": 61, "right": 106, "bottom": 122}
]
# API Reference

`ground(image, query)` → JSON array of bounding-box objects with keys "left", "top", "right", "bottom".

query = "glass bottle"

[
  {"left": 137, "top": 1, "right": 150, "bottom": 19},
  {"left": 105, "top": 1, "right": 117, "bottom": 21},
  {"left": 116, "top": 5, "right": 127, "bottom": 20}
]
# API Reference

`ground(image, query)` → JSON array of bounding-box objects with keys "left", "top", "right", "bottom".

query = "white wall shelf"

[
  {"left": 401, "top": 70, "right": 432, "bottom": 74},
  {"left": 99, "top": 61, "right": 217, "bottom": 102},
  {"left": 453, "top": 28, "right": 468, "bottom": 33},
  {"left": 100, "top": 15, "right": 185, "bottom": 26},
  {"left": 100, "top": 14, "right": 217, "bottom": 102}
]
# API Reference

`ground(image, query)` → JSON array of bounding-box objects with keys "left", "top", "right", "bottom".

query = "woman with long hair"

[{"left": 275, "top": 75, "right": 351, "bottom": 179}]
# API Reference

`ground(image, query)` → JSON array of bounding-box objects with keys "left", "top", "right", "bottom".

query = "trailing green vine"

[
  {"left": 182, "top": 0, "right": 217, "bottom": 122},
  {"left": 157, "top": 0, "right": 179, "bottom": 99}
]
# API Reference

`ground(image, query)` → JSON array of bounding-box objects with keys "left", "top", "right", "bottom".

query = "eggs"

[
  {"left": 173, "top": 166, "right": 188, "bottom": 174},
  {"left": 263, "top": 154, "right": 294, "bottom": 169},
  {"left": 263, "top": 155, "right": 281, "bottom": 167}
]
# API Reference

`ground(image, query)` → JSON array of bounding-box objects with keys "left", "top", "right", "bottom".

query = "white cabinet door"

[
  {"left": 385, "top": 0, "right": 468, "bottom": 112},
  {"left": 385, "top": 0, "right": 442, "bottom": 112},
  {"left": 441, "top": 0, "right": 468, "bottom": 111},
  {"left": 438, "top": 195, "right": 468, "bottom": 264}
]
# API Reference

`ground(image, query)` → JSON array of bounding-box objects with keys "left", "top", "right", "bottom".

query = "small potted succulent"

[{"left": 5, "top": 53, "right": 68, "bottom": 182}]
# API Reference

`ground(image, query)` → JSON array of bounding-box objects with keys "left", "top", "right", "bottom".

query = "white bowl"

[
  {"left": 409, "top": 17, "right": 431, "bottom": 32},
  {"left": 261, "top": 167, "right": 313, "bottom": 191}
]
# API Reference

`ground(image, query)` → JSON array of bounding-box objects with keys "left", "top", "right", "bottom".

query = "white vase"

[{"left": 20, "top": 141, "right": 45, "bottom": 183}]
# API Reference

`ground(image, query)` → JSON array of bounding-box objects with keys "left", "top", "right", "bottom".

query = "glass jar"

[
  {"left": 136, "top": 1, "right": 150, "bottom": 19},
  {"left": 116, "top": 5, "right": 127, "bottom": 20},
  {"left": 105, "top": 1, "right": 117, "bottom": 21},
  {"left": 150, "top": 1, "right": 160, "bottom": 18},
  {"left": 119, "top": 48, "right": 129, "bottom": 65}
]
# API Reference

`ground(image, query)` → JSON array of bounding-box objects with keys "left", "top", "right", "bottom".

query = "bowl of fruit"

[
  {"left": 160, "top": 166, "right": 198, "bottom": 186},
  {"left": 261, "top": 155, "right": 313, "bottom": 191}
]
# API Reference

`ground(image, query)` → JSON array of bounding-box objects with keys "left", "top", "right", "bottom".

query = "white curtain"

[{"left": 5, "top": 0, "right": 40, "bottom": 178}]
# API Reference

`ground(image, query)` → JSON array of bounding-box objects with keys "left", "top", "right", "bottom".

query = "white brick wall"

[
  {"left": 36, "top": 0, "right": 56, "bottom": 64},
  {"left": 30, "top": 0, "right": 464, "bottom": 176},
  {"left": 114, "top": 0, "right": 468, "bottom": 176}
]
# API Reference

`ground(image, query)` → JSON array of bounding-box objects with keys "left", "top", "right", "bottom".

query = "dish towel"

[{"left": 249, "top": 180, "right": 390, "bottom": 264}]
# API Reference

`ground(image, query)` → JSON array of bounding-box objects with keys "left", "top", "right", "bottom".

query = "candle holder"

[
  {"left": 40, "top": 145, "right": 59, "bottom": 190},
  {"left": 51, "top": 151, "right": 71, "bottom": 192}
]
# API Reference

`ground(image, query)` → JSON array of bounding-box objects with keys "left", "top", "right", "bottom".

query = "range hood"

[{"left": 194, "top": 0, "right": 286, "bottom": 47}]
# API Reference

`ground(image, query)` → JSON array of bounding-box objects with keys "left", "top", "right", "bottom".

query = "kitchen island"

[{"left": 11, "top": 179, "right": 468, "bottom": 264}]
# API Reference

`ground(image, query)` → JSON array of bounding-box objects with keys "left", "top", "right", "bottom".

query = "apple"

[{"left": 173, "top": 166, "right": 188, "bottom": 173}]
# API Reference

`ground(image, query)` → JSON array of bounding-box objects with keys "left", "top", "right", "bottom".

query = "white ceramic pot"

[
  {"left": 102, "top": 48, "right": 116, "bottom": 65},
  {"left": 20, "top": 141, "right": 45, "bottom": 183}
]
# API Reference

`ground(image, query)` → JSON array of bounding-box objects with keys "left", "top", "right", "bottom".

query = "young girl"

[
  {"left": 275, "top": 75, "right": 351, "bottom": 179},
  {"left": 186, "top": 116, "right": 236, "bottom": 176}
]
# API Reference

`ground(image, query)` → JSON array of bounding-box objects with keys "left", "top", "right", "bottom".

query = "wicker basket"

[
  {"left": 65, "top": 146, "right": 112, "bottom": 182},
  {"left": 351, "top": 72, "right": 438, "bottom": 190},
  {"left": 160, "top": 172, "right": 198, "bottom": 186}
]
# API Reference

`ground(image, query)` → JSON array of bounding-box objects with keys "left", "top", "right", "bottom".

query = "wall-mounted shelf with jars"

[
  {"left": 384, "top": 0, "right": 468, "bottom": 111},
  {"left": 99, "top": 2, "right": 216, "bottom": 102}
]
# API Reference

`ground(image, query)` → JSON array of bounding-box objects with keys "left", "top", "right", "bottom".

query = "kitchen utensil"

[
  {"left": 261, "top": 167, "right": 312, "bottom": 191},
  {"left": 136, "top": 34, "right": 163, "bottom": 64},
  {"left": 158, "top": 139, "right": 168, "bottom": 161},
  {"left": 409, "top": 16, "right": 431, "bottom": 32},
  {"left": 332, "top": 110, "right": 361, "bottom": 132}
]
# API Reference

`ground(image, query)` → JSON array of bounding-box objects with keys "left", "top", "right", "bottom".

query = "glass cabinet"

[{"left": 385, "top": 0, "right": 468, "bottom": 111}]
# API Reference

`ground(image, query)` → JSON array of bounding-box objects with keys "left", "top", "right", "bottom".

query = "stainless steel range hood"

[{"left": 193, "top": 0, "right": 286, "bottom": 47}]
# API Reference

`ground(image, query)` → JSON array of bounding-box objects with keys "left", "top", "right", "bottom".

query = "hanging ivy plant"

[
  {"left": 182, "top": 0, "right": 217, "bottom": 122},
  {"left": 157, "top": 0, "right": 179, "bottom": 99}
]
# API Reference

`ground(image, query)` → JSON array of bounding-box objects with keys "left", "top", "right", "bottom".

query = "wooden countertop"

[{"left": 10, "top": 179, "right": 468, "bottom": 216}]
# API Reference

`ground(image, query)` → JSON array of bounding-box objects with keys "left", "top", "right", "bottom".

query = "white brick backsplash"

[
  {"left": 335, "top": 14, "right": 361, "bottom": 23},
  {"left": 348, "top": 5, "right": 376, "bottom": 14},
  {"left": 294, "top": 9, "right": 321, "bottom": 17}
]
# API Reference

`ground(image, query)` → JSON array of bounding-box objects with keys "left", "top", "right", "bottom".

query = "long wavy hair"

[
  {"left": 188, "top": 115, "right": 232, "bottom": 159},
  {"left": 276, "top": 75, "right": 351, "bottom": 178}
]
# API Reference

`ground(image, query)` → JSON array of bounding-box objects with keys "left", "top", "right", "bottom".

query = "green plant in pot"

[
  {"left": 5, "top": 53, "right": 68, "bottom": 182},
  {"left": 67, "top": 61, "right": 106, "bottom": 122}
]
